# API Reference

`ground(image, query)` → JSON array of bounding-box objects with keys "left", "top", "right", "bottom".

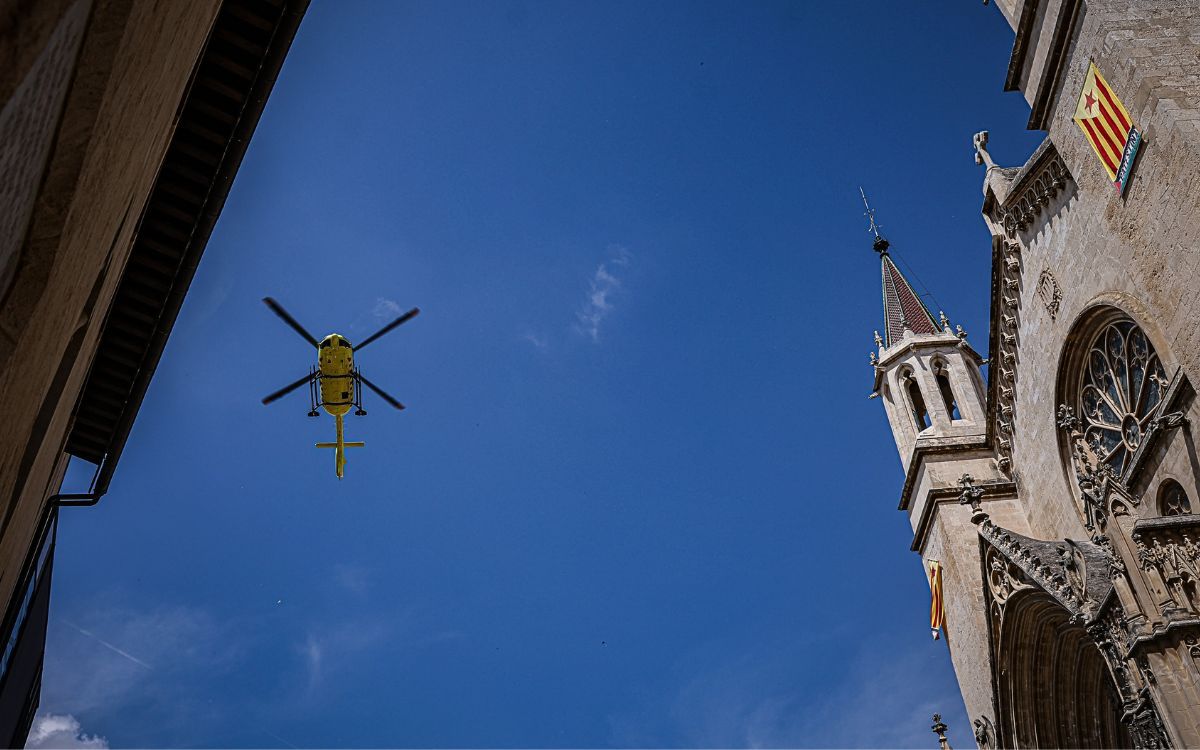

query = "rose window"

[{"left": 1079, "top": 320, "right": 1168, "bottom": 476}]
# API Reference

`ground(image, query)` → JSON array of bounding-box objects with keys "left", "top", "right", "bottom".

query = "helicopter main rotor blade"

[
  {"left": 263, "top": 297, "right": 320, "bottom": 348},
  {"left": 262, "top": 373, "right": 313, "bottom": 405},
  {"left": 355, "top": 307, "right": 420, "bottom": 351},
  {"left": 359, "top": 373, "right": 405, "bottom": 410}
]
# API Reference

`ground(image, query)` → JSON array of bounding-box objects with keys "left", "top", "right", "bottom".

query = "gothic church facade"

[{"left": 872, "top": 2, "right": 1200, "bottom": 747}]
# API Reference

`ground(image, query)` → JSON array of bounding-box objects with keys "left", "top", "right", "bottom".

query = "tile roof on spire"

[{"left": 880, "top": 251, "right": 939, "bottom": 347}]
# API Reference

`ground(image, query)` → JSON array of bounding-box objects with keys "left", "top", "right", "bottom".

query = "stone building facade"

[
  {"left": 872, "top": 1, "right": 1200, "bottom": 747},
  {"left": 0, "top": 1, "right": 306, "bottom": 744}
]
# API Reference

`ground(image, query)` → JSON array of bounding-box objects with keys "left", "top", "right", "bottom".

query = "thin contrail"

[
  {"left": 62, "top": 620, "right": 153, "bottom": 670},
  {"left": 264, "top": 730, "right": 300, "bottom": 749}
]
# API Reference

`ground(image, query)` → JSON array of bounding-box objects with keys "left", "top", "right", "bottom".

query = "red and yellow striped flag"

[
  {"left": 928, "top": 560, "right": 945, "bottom": 641},
  {"left": 1074, "top": 62, "right": 1142, "bottom": 195}
]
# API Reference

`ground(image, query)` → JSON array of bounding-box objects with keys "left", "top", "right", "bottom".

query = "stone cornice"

[
  {"left": 1002, "top": 0, "right": 1084, "bottom": 130},
  {"left": 1026, "top": 0, "right": 1083, "bottom": 131},
  {"left": 1128, "top": 618, "right": 1200, "bottom": 660},
  {"left": 871, "top": 329, "right": 986, "bottom": 395},
  {"left": 1004, "top": 0, "right": 1039, "bottom": 92},
  {"left": 1132, "top": 515, "right": 1200, "bottom": 536},
  {"left": 990, "top": 140, "right": 1071, "bottom": 237},
  {"left": 909, "top": 479, "right": 1018, "bottom": 553},
  {"left": 897, "top": 439, "right": 994, "bottom": 513}
]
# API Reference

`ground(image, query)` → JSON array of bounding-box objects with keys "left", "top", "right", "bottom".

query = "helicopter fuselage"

[{"left": 317, "top": 333, "right": 355, "bottom": 416}]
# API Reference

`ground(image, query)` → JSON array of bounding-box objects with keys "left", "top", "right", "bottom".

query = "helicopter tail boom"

[{"left": 316, "top": 413, "right": 363, "bottom": 479}]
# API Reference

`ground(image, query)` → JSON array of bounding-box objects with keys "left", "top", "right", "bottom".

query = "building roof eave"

[{"left": 65, "top": 0, "right": 311, "bottom": 492}]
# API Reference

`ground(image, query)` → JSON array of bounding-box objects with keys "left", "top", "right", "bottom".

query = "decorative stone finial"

[
  {"left": 955, "top": 324, "right": 967, "bottom": 339},
  {"left": 874, "top": 330, "right": 883, "bottom": 348},
  {"left": 869, "top": 351, "right": 877, "bottom": 366},
  {"left": 959, "top": 474, "right": 986, "bottom": 522},
  {"left": 973, "top": 130, "right": 996, "bottom": 170},
  {"left": 931, "top": 714, "right": 952, "bottom": 750}
]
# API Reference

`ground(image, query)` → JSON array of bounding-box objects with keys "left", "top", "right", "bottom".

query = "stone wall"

[
  {"left": 999, "top": 0, "right": 1200, "bottom": 544},
  {"left": 0, "top": 0, "right": 221, "bottom": 629}
]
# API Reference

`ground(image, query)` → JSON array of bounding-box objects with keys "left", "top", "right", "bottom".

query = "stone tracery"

[{"left": 1079, "top": 320, "right": 1169, "bottom": 477}]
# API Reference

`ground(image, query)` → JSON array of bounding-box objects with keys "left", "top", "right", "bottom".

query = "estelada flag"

[
  {"left": 928, "top": 560, "right": 945, "bottom": 641},
  {"left": 1074, "top": 62, "right": 1142, "bottom": 196}
]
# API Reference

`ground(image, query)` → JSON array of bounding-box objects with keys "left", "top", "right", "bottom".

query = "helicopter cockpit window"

[
  {"left": 320, "top": 340, "right": 333, "bottom": 348},
  {"left": 339, "top": 340, "right": 352, "bottom": 348}
]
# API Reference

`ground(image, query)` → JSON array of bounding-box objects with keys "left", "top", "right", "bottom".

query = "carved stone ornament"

[
  {"left": 1132, "top": 516, "right": 1200, "bottom": 618},
  {"left": 975, "top": 512, "right": 1115, "bottom": 622},
  {"left": 993, "top": 148, "right": 1071, "bottom": 236},
  {"left": 1035, "top": 268, "right": 1062, "bottom": 319},
  {"left": 1057, "top": 404, "right": 1114, "bottom": 532},
  {"left": 958, "top": 473, "right": 985, "bottom": 517},
  {"left": 1091, "top": 610, "right": 1135, "bottom": 696},
  {"left": 1128, "top": 696, "right": 1172, "bottom": 750},
  {"left": 973, "top": 715, "right": 996, "bottom": 750},
  {"left": 974, "top": 130, "right": 996, "bottom": 169}
]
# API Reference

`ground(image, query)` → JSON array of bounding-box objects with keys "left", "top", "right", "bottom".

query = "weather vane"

[{"left": 859, "top": 187, "right": 890, "bottom": 254}]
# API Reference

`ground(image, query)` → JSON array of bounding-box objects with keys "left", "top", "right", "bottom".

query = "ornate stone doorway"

[{"left": 996, "top": 591, "right": 1131, "bottom": 748}]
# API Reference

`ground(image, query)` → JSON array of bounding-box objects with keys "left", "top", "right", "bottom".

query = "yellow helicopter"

[{"left": 261, "top": 297, "right": 419, "bottom": 478}]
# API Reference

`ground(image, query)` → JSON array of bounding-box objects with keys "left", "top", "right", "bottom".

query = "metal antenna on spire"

[{"left": 859, "top": 187, "right": 890, "bottom": 254}]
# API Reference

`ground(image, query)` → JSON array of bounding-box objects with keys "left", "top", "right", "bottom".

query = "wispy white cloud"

[
  {"left": 25, "top": 714, "right": 108, "bottom": 749},
  {"left": 302, "top": 635, "right": 323, "bottom": 692},
  {"left": 297, "top": 619, "right": 393, "bottom": 697},
  {"left": 606, "top": 635, "right": 967, "bottom": 748},
  {"left": 373, "top": 297, "right": 402, "bottom": 321},
  {"left": 332, "top": 563, "right": 370, "bottom": 596},
  {"left": 575, "top": 246, "right": 632, "bottom": 342},
  {"left": 522, "top": 331, "right": 548, "bottom": 350}
]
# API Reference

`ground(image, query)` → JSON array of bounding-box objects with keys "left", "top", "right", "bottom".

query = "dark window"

[
  {"left": 935, "top": 364, "right": 961, "bottom": 420},
  {"left": 320, "top": 340, "right": 333, "bottom": 349},
  {"left": 1160, "top": 480, "right": 1192, "bottom": 516},
  {"left": 906, "top": 375, "right": 931, "bottom": 431}
]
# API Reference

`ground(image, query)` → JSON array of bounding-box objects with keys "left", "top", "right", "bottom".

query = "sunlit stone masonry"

[
  {"left": 870, "top": 1, "right": 1200, "bottom": 747},
  {"left": 0, "top": 1, "right": 308, "bottom": 744}
]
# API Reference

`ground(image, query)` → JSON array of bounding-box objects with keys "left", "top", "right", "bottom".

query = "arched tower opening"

[{"left": 932, "top": 358, "right": 961, "bottom": 421}]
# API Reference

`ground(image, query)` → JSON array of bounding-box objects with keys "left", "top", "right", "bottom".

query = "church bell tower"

[
  {"left": 867, "top": 228, "right": 988, "bottom": 473},
  {"left": 862, "top": 193, "right": 1014, "bottom": 733}
]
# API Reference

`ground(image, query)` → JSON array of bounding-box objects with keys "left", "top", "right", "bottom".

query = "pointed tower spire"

[
  {"left": 880, "top": 253, "right": 940, "bottom": 346},
  {"left": 861, "top": 188, "right": 940, "bottom": 347}
]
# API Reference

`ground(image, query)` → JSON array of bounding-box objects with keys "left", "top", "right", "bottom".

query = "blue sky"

[{"left": 35, "top": 2, "right": 1047, "bottom": 747}]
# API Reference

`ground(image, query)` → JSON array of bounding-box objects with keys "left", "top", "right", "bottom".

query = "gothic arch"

[
  {"left": 930, "top": 356, "right": 962, "bottom": 421},
  {"left": 897, "top": 366, "right": 931, "bottom": 433},
  {"left": 1158, "top": 478, "right": 1193, "bottom": 516},
  {"left": 995, "top": 589, "right": 1131, "bottom": 749}
]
